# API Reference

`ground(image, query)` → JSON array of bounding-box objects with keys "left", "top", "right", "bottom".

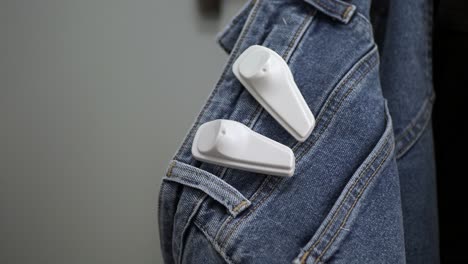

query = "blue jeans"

[{"left": 159, "top": 0, "right": 438, "bottom": 263}]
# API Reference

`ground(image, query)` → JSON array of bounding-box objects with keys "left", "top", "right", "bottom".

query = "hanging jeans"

[{"left": 158, "top": 0, "right": 438, "bottom": 263}]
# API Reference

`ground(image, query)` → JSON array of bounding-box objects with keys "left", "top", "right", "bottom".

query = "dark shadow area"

[{"left": 433, "top": 0, "right": 468, "bottom": 262}]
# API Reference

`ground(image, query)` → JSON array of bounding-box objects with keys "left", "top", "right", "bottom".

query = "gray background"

[{"left": 1, "top": 0, "right": 245, "bottom": 263}]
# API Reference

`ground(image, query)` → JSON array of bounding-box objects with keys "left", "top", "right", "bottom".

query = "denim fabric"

[
  {"left": 158, "top": 0, "right": 437, "bottom": 263},
  {"left": 371, "top": 0, "right": 439, "bottom": 262}
]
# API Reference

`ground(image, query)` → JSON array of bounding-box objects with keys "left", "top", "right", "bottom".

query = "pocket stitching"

[
  {"left": 298, "top": 130, "right": 394, "bottom": 263},
  {"left": 219, "top": 176, "right": 283, "bottom": 249},
  {"left": 283, "top": 9, "right": 318, "bottom": 60},
  {"left": 214, "top": 173, "right": 272, "bottom": 241},
  {"left": 289, "top": 50, "right": 380, "bottom": 262},
  {"left": 315, "top": 143, "right": 393, "bottom": 263},
  {"left": 194, "top": 221, "right": 236, "bottom": 264},
  {"left": 298, "top": 131, "right": 389, "bottom": 263},
  {"left": 294, "top": 47, "right": 379, "bottom": 161},
  {"left": 394, "top": 93, "right": 434, "bottom": 159}
]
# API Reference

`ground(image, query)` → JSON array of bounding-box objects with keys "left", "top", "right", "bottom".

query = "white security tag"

[
  {"left": 192, "top": 119, "right": 295, "bottom": 177},
  {"left": 233, "top": 45, "right": 315, "bottom": 142}
]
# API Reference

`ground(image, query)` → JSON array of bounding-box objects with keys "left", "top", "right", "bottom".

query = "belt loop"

[
  {"left": 303, "top": 0, "right": 356, "bottom": 24},
  {"left": 163, "top": 161, "right": 251, "bottom": 217}
]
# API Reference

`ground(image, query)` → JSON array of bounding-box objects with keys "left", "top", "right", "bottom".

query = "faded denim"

[{"left": 158, "top": 0, "right": 438, "bottom": 263}]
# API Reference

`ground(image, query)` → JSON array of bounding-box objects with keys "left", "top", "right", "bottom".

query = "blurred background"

[{"left": 1, "top": 0, "right": 246, "bottom": 263}]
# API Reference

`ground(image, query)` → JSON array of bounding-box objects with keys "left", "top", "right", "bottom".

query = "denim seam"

[
  {"left": 216, "top": 12, "right": 315, "bottom": 249},
  {"left": 394, "top": 96, "right": 430, "bottom": 143},
  {"left": 177, "top": 192, "right": 208, "bottom": 264},
  {"left": 298, "top": 131, "right": 394, "bottom": 263},
  {"left": 214, "top": 174, "right": 271, "bottom": 241},
  {"left": 158, "top": 178, "right": 175, "bottom": 263},
  {"left": 160, "top": 161, "right": 180, "bottom": 263},
  {"left": 298, "top": 119, "right": 387, "bottom": 263},
  {"left": 314, "top": 0, "right": 340, "bottom": 15},
  {"left": 193, "top": 222, "right": 235, "bottom": 264},
  {"left": 284, "top": 9, "right": 318, "bottom": 60},
  {"left": 298, "top": 124, "right": 391, "bottom": 263},
  {"left": 356, "top": 12, "right": 371, "bottom": 27},
  {"left": 297, "top": 50, "right": 380, "bottom": 259},
  {"left": 219, "top": 177, "right": 282, "bottom": 249},
  {"left": 315, "top": 0, "right": 344, "bottom": 19},
  {"left": 158, "top": 160, "right": 177, "bottom": 235},
  {"left": 313, "top": 138, "right": 393, "bottom": 263},
  {"left": 394, "top": 93, "right": 435, "bottom": 159},
  {"left": 294, "top": 47, "right": 378, "bottom": 161}
]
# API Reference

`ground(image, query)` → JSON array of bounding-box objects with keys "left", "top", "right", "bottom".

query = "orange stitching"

[
  {"left": 166, "top": 161, "right": 176, "bottom": 177},
  {"left": 232, "top": 200, "right": 249, "bottom": 213},
  {"left": 342, "top": 5, "right": 353, "bottom": 20}
]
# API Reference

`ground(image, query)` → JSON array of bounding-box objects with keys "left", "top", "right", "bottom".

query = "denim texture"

[
  {"left": 158, "top": 0, "right": 438, "bottom": 263},
  {"left": 371, "top": 0, "right": 439, "bottom": 262}
]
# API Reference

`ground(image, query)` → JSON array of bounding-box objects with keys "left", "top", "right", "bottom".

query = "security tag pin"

[
  {"left": 192, "top": 119, "right": 295, "bottom": 177},
  {"left": 233, "top": 45, "right": 315, "bottom": 142}
]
